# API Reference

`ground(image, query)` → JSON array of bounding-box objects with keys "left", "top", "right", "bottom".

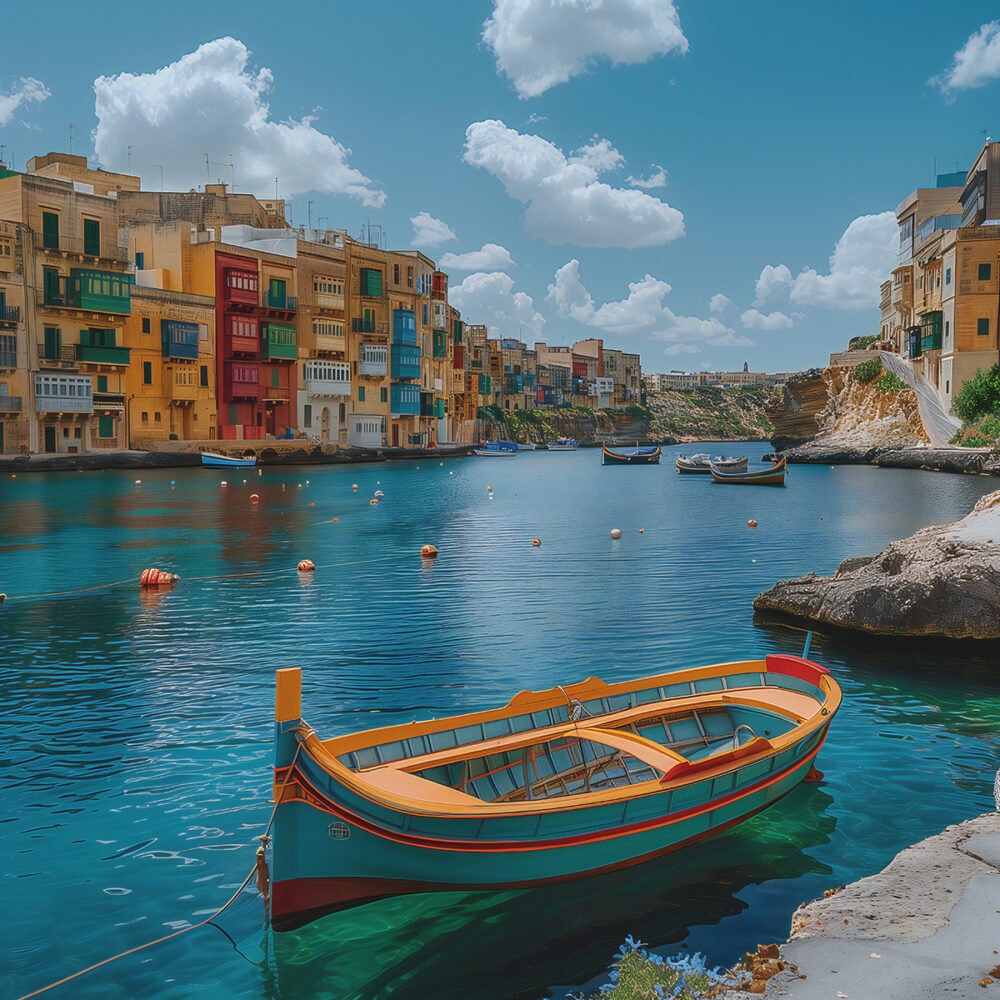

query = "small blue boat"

[
  {"left": 201, "top": 450, "right": 258, "bottom": 468},
  {"left": 473, "top": 441, "right": 518, "bottom": 457}
]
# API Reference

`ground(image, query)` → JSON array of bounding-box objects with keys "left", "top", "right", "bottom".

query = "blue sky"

[{"left": 3, "top": 0, "right": 1000, "bottom": 374}]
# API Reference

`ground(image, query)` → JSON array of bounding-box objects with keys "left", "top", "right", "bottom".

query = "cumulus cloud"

[
  {"left": 449, "top": 271, "right": 545, "bottom": 340},
  {"left": 740, "top": 308, "right": 795, "bottom": 330},
  {"left": 464, "top": 120, "right": 684, "bottom": 248},
  {"left": 439, "top": 243, "right": 515, "bottom": 271},
  {"left": 754, "top": 264, "right": 793, "bottom": 305},
  {"left": 92, "top": 38, "right": 385, "bottom": 206},
  {"left": 627, "top": 165, "right": 667, "bottom": 189},
  {"left": 411, "top": 212, "right": 457, "bottom": 247},
  {"left": 754, "top": 212, "right": 896, "bottom": 310},
  {"left": 546, "top": 259, "right": 750, "bottom": 352},
  {"left": 0, "top": 77, "right": 50, "bottom": 127},
  {"left": 483, "top": 0, "right": 688, "bottom": 99},
  {"left": 709, "top": 293, "right": 733, "bottom": 315},
  {"left": 932, "top": 22, "right": 1000, "bottom": 97}
]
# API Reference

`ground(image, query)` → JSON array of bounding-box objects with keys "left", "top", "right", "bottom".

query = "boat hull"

[
  {"left": 602, "top": 445, "right": 662, "bottom": 465},
  {"left": 270, "top": 735, "right": 824, "bottom": 929},
  {"left": 676, "top": 457, "right": 747, "bottom": 474},
  {"left": 710, "top": 459, "right": 786, "bottom": 486},
  {"left": 201, "top": 451, "right": 257, "bottom": 468},
  {"left": 473, "top": 449, "right": 516, "bottom": 457}
]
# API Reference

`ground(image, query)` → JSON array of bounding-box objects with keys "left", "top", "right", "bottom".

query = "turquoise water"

[{"left": 2, "top": 444, "right": 998, "bottom": 1000}]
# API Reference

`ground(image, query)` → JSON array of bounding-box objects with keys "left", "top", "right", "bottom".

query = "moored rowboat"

[
  {"left": 269, "top": 655, "right": 840, "bottom": 929},
  {"left": 201, "top": 450, "right": 257, "bottom": 468},
  {"left": 676, "top": 454, "right": 747, "bottom": 474},
  {"left": 710, "top": 457, "right": 787, "bottom": 486},
  {"left": 602, "top": 445, "right": 662, "bottom": 466}
]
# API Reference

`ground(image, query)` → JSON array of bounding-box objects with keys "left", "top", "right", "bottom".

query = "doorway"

[
  {"left": 321, "top": 407, "right": 330, "bottom": 446},
  {"left": 44, "top": 425, "right": 56, "bottom": 453}
]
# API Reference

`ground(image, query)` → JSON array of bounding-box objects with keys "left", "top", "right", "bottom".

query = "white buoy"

[
  {"left": 134, "top": 479, "right": 142, "bottom": 486},
  {"left": 221, "top": 481, "right": 228, "bottom": 487},
  {"left": 610, "top": 528, "right": 622, "bottom": 540}
]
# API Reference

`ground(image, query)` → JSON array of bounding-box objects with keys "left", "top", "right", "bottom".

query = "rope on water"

[{"left": 17, "top": 734, "right": 310, "bottom": 999}]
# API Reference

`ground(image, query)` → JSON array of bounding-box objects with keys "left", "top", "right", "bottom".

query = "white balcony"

[
  {"left": 305, "top": 361, "right": 351, "bottom": 397},
  {"left": 36, "top": 374, "right": 93, "bottom": 413},
  {"left": 358, "top": 343, "right": 388, "bottom": 377}
]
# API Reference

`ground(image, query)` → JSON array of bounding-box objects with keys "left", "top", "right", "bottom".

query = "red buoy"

[
  {"left": 139, "top": 568, "right": 178, "bottom": 587},
  {"left": 297, "top": 559, "right": 316, "bottom": 572},
  {"left": 421, "top": 545, "right": 438, "bottom": 559},
  {"left": 531, "top": 538, "right": 541, "bottom": 547},
  {"left": 748, "top": 519, "right": 758, "bottom": 528}
]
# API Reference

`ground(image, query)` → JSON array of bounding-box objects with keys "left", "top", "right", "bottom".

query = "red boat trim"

[
  {"left": 270, "top": 789, "right": 798, "bottom": 930},
  {"left": 279, "top": 732, "right": 827, "bottom": 854},
  {"left": 764, "top": 655, "right": 830, "bottom": 684}
]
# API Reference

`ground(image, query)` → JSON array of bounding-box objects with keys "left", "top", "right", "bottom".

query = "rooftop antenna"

[
  {"left": 308, "top": 200, "right": 313, "bottom": 229},
  {"left": 127, "top": 145, "right": 134, "bottom": 174},
  {"left": 203, "top": 153, "right": 210, "bottom": 182},
  {"left": 68, "top": 124, "right": 74, "bottom": 155},
  {"left": 275, "top": 177, "right": 279, "bottom": 200}
]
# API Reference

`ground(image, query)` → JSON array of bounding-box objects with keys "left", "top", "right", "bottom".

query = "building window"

[
  {"left": 136, "top": 251, "right": 145, "bottom": 269},
  {"left": 142, "top": 317, "right": 151, "bottom": 334},
  {"left": 407, "top": 266, "right": 414, "bottom": 288},
  {"left": 358, "top": 386, "right": 366, "bottom": 402},
  {"left": 154, "top": 412, "right": 161, "bottom": 423},
  {"left": 98, "top": 415, "right": 114, "bottom": 439},
  {"left": 313, "top": 275, "right": 344, "bottom": 296},
  {"left": 83, "top": 218, "right": 101, "bottom": 257},
  {"left": 200, "top": 365, "right": 209, "bottom": 387},
  {"left": 43, "top": 326, "right": 61, "bottom": 360},
  {"left": 978, "top": 318, "right": 990, "bottom": 336},
  {"left": 945, "top": 268, "right": 951, "bottom": 285},
  {"left": 393, "top": 263, "right": 400, "bottom": 285},
  {"left": 143, "top": 361, "right": 152, "bottom": 384},
  {"left": 141, "top": 412, "right": 149, "bottom": 423},
  {"left": 228, "top": 404, "right": 238, "bottom": 424},
  {"left": 271, "top": 367, "right": 280, "bottom": 388},
  {"left": 0, "top": 238, "right": 11, "bottom": 258},
  {"left": 97, "top": 375, "right": 108, "bottom": 392},
  {"left": 41, "top": 211, "right": 59, "bottom": 249},
  {"left": 304, "top": 404, "right": 312, "bottom": 427},
  {"left": 980, "top": 263, "right": 993, "bottom": 281},
  {"left": 380, "top": 387, "right": 387, "bottom": 402}
]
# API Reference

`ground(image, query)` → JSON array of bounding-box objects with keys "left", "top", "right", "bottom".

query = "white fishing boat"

[{"left": 546, "top": 437, "right": 579, "bottom": 451}]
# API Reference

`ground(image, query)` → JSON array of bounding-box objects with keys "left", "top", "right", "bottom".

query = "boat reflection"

[{"left": 268, "top": 784, "right": 835, "bottom": 1000}]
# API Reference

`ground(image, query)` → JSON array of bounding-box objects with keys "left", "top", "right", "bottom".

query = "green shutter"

[
  {"left": 44, "top": 327, "right": 61, "bottom": 360},
  {"left": 83, "top": 218, "right": 101, "bottom": 257},
  {"left": 358, "top": 386, "right": 365, "bottom": 402},
  {"left": 380, "top": 387, "right": 387, "bottom": 402},
  {"left": 200, "top": 365, "right": 209, "bottom": 387},
  {"left": 43, "top": 268, "right": 60, "bottom": 304},
  {"left": 42, "top": 212, "right": 59, "bottom": 249},
  {"left": 97, "top": 375, "right": 108, "bottom": 392},
  {"left": 143, "top": 361, "right": 152, "bottom": 384},
  {"left": 98, "top": 415, "right": 114, "bottom": 439},
  {"left": 271, "top": 367, "right": 280, "bottom": 387}
]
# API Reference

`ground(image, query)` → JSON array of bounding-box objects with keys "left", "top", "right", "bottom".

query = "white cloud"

[
  {"left": 0, "top": 77, "right": 50, "bottom": 127},
  {"left": 932, "top": 22, "right": 1000, "bottom": 97},
  {"left": 92, "top": 38, "right": 385, "bottom": 206},
  {"left": 449, "top": 271, "right": 545, "bottom": 340},
  {"left": 483, "top": 0, "right": 688, "bottom": 99},
  {"left": 755, "top": 212, "right": 896, "bottom": 311},
  {"left": 740, "top": 308, "right": 795, "bottom": 330},
  {"left": 754, "top": 264, "right": 793, "bottom": 305},
  {"left": 439, "top": 243, "right": 515, "bottom": 271},
  {"left": 546, "top": 259, "right": 749, "bottom": 352},
  {"left": 411, "top": 212, "right": 457, "bottom": 247},
  {"left": 709, "top": 293, "right": 733, "bottom": 315},
  {"left": 627, "top": 165, "right": 667, "bottom": 189},
  {"left": 464, "top": 120, "right": 684, "bottom": 248}
]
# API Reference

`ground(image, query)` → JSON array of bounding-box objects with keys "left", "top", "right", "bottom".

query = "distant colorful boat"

[
  {"left": 201, "top": 450, "right": 257, "bottom": 468},
  {"left": 269, "top": 655, "right": 840, "bottom": 930},
  {"left": 602, "top": 444, "right": 662, "bottom": 465},
  {"left": 676, "top": 454, "right": 747, "bottom": 474},
  {"left": 516, "top": 443, "right": 537, "bottom": 451},
  {"left": 473, "top": 442, "right": 517, "bottom": 457},
  {"left": 546, "top": 438, "right": 579, "bottom": 451},
  {"left": 710, "top": 457, "right": 787, "bottom": 486}
]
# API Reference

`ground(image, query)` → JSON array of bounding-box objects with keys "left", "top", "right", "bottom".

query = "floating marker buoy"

[
  {"left": 374, "top": 490, "right": 384, "bottom": 498},
  {"left": 332, "top": 517, "right": 340, "bottom": 522},
  {"left": 487, "top": 485, "right": 493, "bottom": 491},
  {"left": 243, "top": 479, "right": 247, "bottom": 484},
  {"left": 0, "top": 593, "right": 6, "bottom": 602},
  {"left": 140, "top": 568, "right": 178, "bottom": 587},
  {"left": 352, "top": 483, "right": 359, "bottom": 491},
  {"left": 449, "top": 471, "right": 454, "bottom": 475},
  {"left": 421, "top": 545, "right": 438, "bottom": 559},
  {"left": 306, "top": 480, "right": 311, "bottom": 486},
  {"left": 531, "top": 538, "right": 541, "bottom": 547},
  {"left": 748, "top": 519, "right": 758, "bottom": 528},
  {"left": 297, "top": 483, "right": 302, "bottom": 488},
  {"left": 610, "top": 528, "right": 622, "bottom": 540},
  {"left": 370, "top": 498, "right": 379, "bottom": 505},
  {"left": 638, "top": 528, "right": 645, "bottom": 534},
  {"left": 134, "top": 480, "right": 142, "bottom": 486},
  {"left": 220, "top": 481, "right": 228, "bottom": 487},
  {"left": 297, "top": 559, "right": 316, "bottom": 572},
  {"left": 307, "top": 502, "right": 316, "bottom": 507},
  {"left": 250, "top": 494, "right": 261, "bottom": 504},
  {"left": 170, "top": 480, "right": 175, "bottom": 486}
]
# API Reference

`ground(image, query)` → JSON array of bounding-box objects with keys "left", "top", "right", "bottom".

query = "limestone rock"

[{"left": 754, "top": 490, "right": 1000, "bottom": 639}]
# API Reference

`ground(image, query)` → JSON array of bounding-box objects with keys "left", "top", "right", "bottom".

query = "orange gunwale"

[{"left": 280, "top": 659, "right": 841, "bottom": 821}]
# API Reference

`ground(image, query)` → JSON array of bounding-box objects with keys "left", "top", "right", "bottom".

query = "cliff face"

[
  {"left": 770, "top": 365, "right": 928, "bottom": 454},
  {"left": 483, "top": 389, "right": 775, "bottom": 445}
]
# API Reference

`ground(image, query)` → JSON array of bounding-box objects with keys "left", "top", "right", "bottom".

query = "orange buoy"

[
  {"left": 487, "top": 485, "right": 493, "bottom": 491},
  {"left": 352, "top": 483, "right": 359, "bottom": 490},
  {"left": 297, "top": 559, "right": 316, "bottom": 572},
  {"left": 370, "top": 498, "right": 379, "bottom": 505},
  {"left": 250, "top": 494, "right": 261, "bottom": 504},
  {"left": 139, "top": 568, "right": 178, "bottom": 587},
  {"left": 748, "top": 519, "right": 758, "bottom": 528},
  {"left": 531, "top": 538, "right": 541, "bottom": 547},
  {"left": 332, "top": 517, "right": 340, "bottom": 522},
  {"left": 421, "top": 544, "right": 438, "bottom": 559},
  {"left": 307, "top": 502, "right": 316, "bottom": 507}
]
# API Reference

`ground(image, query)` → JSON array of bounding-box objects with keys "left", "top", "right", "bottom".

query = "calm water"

[{"left": 2, "top": 445, "right": 998, "bottom": 1000}]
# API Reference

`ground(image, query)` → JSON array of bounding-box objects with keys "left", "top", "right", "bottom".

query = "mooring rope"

[{"left": 17, "top": 733, "right": 310, "bottom": 999}]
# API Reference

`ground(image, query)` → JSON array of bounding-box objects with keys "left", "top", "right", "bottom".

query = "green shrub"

[
  {"left": 849, "top": 334, "right": 879, "bottom": 350},
  {"left": 850, "top": 358, "right": 882, "bottom": 383},
  {"left": 874, "top": 372, "right": 907, "bottom": 393},
  {"left": 961, "top": 431, "right": 990, "bottom": 448},
  {"left": 953, "top": 363, "right": 1000, "bottom": 423}
]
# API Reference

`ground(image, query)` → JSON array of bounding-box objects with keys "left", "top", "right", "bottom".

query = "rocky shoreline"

[
  {"left": 780, "top": 441, "right": 1000, "bottom": 475},
  {"left": 754, "top": 489, "right": 1000, "bottom": 640}
]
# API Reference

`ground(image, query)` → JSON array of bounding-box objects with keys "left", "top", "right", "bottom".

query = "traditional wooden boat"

[
  {"left": 676, "top": 454, "right": 747, "bottom": 474},
  {"left": 201, "top": 450, "right": 257, "bottom": 468},
  {"left": 546, "top": 437, "right": 579, "bottom": 451},
  {"left": 269, "top": 655, "right": 840, "bottom": 930},
  {"left": 602, "top": 445, "right": 662, "bottom": 465},
  {"left": 473, "top": 443, "right": 516, "bottom": 457},
  {"left": 710, "top": 457, "right": 787, "bottom": 486}
]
